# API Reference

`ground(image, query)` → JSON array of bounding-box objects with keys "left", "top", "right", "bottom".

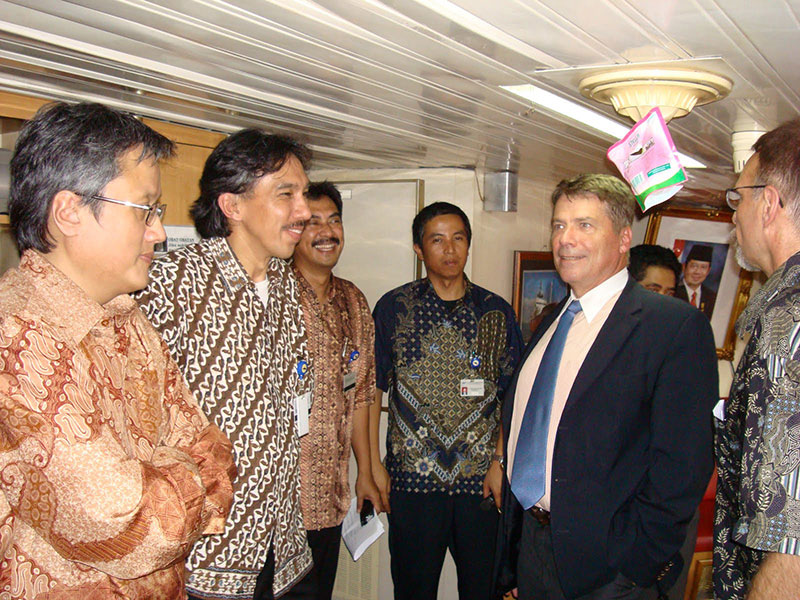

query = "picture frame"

[
  {"left": 684, "top": 551, "right": 713, "bottom": 600},
  {"left": 644, "top": 206, "right": 753, "bottom": 361},
  {"left": 512, "top": 251, "right": 569, "bottom": 344}
]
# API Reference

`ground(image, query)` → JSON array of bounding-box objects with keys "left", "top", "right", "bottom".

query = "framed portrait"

[
  {"left": 684, "top": 551, "right": 713, "bottom": 600},
  {"left": 512, "top": 251, "right": 569, "bottom": 344},
  {"left": 644, "top": 207, "right": 753, "bottom": 360}
]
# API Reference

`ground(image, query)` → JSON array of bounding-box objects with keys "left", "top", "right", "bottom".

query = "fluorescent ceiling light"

[{"left": 502, "top": 84, "right": 706, "bottom": 169}]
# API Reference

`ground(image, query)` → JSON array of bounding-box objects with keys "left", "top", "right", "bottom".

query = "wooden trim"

[
  {"left": 141, "top": 119, "right": 226, "bottom": 148},
  {"left": 0, "top": 91, "right": 50, "bottom": 120}
]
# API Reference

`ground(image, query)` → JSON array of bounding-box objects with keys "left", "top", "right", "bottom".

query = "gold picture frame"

[
  {"left": 644, "top": 207, "right": 753, "bottom": 361},
  {"left": 684, "top": 551, "right": 713, "bottom": 600}
]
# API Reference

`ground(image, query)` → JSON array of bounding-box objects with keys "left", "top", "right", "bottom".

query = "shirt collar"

[
  {"left": 566, "top": 267, "right": 628, "bottom": 323},
  {"left": 291, "top": 261, "right": 339, "bottom": 304},
  {"left": 419, "top": 275, "right": 475, "bottom": 307},
  {"left": 737, "top": 250, "right": 800, "bottom": 335},
  {"left": 21, "top": 250, "right": 138, "bottom": 345},
  {"left": 683, "top": 281, "right": 700, "bottom": 296},
  {"left": 209, "top": 236, "right": 251, "bottom": 293}
]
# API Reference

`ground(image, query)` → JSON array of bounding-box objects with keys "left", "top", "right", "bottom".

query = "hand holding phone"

[{"left": 360, "top": 499, "right": 375, "bottom": 526}]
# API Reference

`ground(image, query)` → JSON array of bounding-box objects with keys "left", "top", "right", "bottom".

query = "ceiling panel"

[{"left": 1, "top": 0, "right": 798, "bottom": 203}]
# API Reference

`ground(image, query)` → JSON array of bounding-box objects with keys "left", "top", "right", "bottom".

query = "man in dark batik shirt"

[
  {"left": 370, "top": 201, "right": 523, "bottom": 600},
  {"left": 714, "top": 118, "right": 800, "bottom": 599}
]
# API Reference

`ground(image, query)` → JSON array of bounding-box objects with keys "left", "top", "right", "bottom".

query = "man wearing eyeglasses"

[
  {"left": 135, "top": 129, "right": 313, "bottom": 600},
  {"left": 0, "top": 101, "right": 235, "bottom": 598},
  {"left": 714, "top": 118, "right": 800, "bottom": 600}
]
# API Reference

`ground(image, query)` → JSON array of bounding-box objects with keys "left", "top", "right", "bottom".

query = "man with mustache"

[
  {"left": 714, "top": 118, "right": 800, "bottom": 599},
  {"left": 286, "top": 181, "right": 382, "bottom": 600},
  {"left": 135, "top": 130, "right": 313, "bottom": 600}
]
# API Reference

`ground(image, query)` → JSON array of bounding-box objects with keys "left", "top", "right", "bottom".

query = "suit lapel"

[
  {"left": 564, "top": 279, "right": 642, "bottom": 412},
  {"left": 501, "top": 297, "right": 567, "bottom": 434}
]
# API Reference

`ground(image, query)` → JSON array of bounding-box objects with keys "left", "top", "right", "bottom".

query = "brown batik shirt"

[
  {"left": 0, "top": 250, "right": 235, "bottom": 599},
  {"left": 293, "top": 266, "right": 375, "bottom": 530},
  {"left": 135, "top": 237, "right": 313, "bottom": 599}
]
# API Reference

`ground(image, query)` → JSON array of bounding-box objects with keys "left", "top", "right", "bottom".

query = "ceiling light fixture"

[
  {"left": 578, "top": 67, "right": 732, "bottom": 123},
  {"left": 503, "top": 84, "right": 706, "bottom": 168}
]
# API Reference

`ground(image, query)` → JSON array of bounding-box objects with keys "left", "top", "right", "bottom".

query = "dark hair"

[
  {"left": 629, "top": 244, "right": 681, "bottom": 283},
  {"left": 752, "top": 118, "right": 800, "bottom": 227},
  {"left": 9, "top": 101, "right": 174, "bottom": 253},
  {"left": 307, "top": 180, "right": 343, "bottom": 214},
  {"left": 190, "top": 129, "right": 311, "bottom": 238},
  {"left": 551, "top": 174, "right": 636, "bottom": 232},
  {"left": 412, "top": 202, "right": 472, "bottom": 247}
]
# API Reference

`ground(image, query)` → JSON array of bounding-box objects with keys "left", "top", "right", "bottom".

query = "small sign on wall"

[{"left": 156, "top": 225, "right": 201, "bottom": 255}]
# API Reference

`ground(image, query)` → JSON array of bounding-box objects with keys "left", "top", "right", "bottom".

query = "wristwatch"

[{"left": 492, "top": 453, "right": 505, "bottom": 467}]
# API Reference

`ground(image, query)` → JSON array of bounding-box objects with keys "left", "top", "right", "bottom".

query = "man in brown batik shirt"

[{"left": 286, "top": 181, "right": 382, "bottom": 600}]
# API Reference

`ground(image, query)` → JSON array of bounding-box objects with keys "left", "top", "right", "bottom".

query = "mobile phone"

[
  {"left": 360, "top": 499, "right": 375, "bottom": 526},
  {"left": 479, "top": 496, "right": 496, "bottom": 512}
]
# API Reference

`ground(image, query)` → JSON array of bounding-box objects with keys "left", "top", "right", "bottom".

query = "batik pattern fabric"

[
  {"left": 373, "top": 278, "right": 522, "bottom": 495},
  {"left": 135, "top": 237, "right": 313, "bottom": 599},
  {"left": 714, "top": 251, "right": 800, "bottom": 599},
  {"left": 0, "top": 250, "right": 235, "bottom": 600},
  {"left": 294, "top": 267, "right": 375, "bottom": 530}
]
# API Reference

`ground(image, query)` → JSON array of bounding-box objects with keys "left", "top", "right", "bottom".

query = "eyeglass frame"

[
  {"left": 89, "top": 194, "right": 166, "bottom": 225},
  {"left": 725, "top": 185, "right": 783, "bottom": 211}
]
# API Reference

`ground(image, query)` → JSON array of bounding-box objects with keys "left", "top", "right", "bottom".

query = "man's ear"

[
  {"left": 762, "top": 185, "right": 782, "bottom": 227},
  {"left": 218, "top": 192, "right": 241, "bottom": 222},
  {"left": 619, "top": 226, "right": 633, "bottom": 254},
  {"left": 413, "top": 243, "right": 424, "bottom": 262},
  {"left": 49, "top": 190, "right": 84, "bottom": 239}
]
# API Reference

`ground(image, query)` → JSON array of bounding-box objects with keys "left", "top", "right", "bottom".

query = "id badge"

[
  {"left": 293, "top": 391, "right": 312, "bottom": 436},
  {"left": 343, "top": 370, "right": 357, "bottom": 392},
  {"left": 460, "top": 378, "right": 485, "bottom": 397}
]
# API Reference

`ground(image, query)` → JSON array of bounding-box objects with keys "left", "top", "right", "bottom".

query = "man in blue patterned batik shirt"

[
  {"left": 714, "top": 118, "right": 800, "bottom": 599},
  {"left": 370, "top": 201, "right": 523, "bottom": 600}
]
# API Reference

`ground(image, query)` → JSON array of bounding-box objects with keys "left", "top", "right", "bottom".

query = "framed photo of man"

[
  {"left": 644, "top": 206, "right": 754, "bottom": 360},
  {"left": 512, "top": 251, "right": 569, "bottom": 344}
]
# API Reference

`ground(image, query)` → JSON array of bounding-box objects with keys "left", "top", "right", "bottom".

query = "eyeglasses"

[
  {"left": 725, "top": 185, "right": 783, "bottom": 211},
  {"left": 725, "top": 186, "right": 766, "bottom": 210},
  {"left": 91, "top": 194, "right": 166, "bottom": 226}
]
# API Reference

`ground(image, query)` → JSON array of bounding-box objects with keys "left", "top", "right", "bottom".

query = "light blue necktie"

[{"left": 511, "top": 300, "right": 582, "bottom": 510}]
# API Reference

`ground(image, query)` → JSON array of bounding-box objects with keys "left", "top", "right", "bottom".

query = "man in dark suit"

[
  {"left": 674, "top": 244, "right": 717, "bottom": 319},
  {"left": 495, "top": 174, "right": 718, "bottom": 599}
]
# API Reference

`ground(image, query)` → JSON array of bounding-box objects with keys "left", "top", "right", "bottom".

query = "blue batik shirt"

[
  {"left": 714, "top": 251, "right": 800, "bottom": 599},
  {"left": 374, "top": 277, "right": 523, "bottom": 495}
]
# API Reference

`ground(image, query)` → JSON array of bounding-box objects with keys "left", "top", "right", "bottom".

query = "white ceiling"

[{"left": 1, "top": 0, "right": 798, "bottom": 206}]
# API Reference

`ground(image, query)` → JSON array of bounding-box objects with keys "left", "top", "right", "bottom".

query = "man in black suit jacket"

[
  {"left": 674, "top": 244, "right": 717, "bottom": 319},
  {"left": 495, "top": 174, "right": 718, "bottom": 599}
]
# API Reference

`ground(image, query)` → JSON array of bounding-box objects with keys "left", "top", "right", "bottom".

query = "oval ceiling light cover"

[{"left": 579, "top": 67, "right": 733, "bottom": 123}]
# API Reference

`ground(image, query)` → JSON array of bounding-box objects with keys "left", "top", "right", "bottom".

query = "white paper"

[
  {"left": 713, "top": 398, "right": 726, "bottom": 421},
  {"left": 341, "top": 497, "right": 384, "bottom": 561},
  {"left": 156, "top": 225, "right": 201, "bottom": 255}
]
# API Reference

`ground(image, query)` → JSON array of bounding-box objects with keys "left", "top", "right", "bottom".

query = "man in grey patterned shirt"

[
  {"left": 135, "top": 130, "right": 313, "bottom": 600},
  {"left": 714, "top": 118, "right": 800, "bottom": 599}
]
